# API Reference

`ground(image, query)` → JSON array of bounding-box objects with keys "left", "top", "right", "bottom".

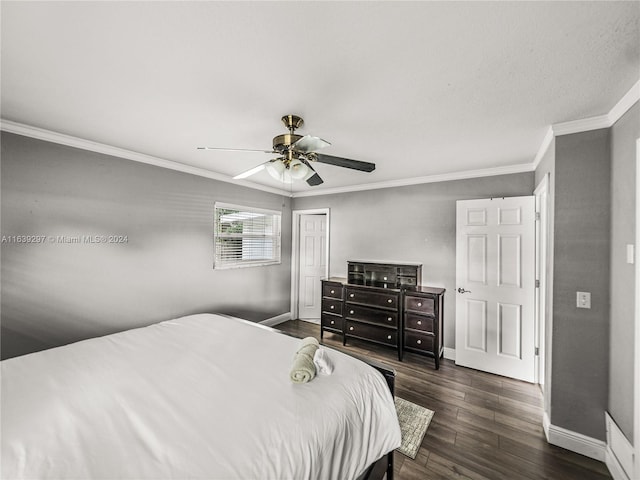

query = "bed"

[{"left": 1, "top": 313, "right": 401, "bottom": 480}]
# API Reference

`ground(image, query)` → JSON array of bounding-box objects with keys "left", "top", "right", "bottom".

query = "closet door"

[{"left": 298, "top": 214, "right": 327, "bottom": 320}]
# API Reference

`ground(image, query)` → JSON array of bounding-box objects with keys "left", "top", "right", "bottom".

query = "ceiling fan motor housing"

[
  {"left": 272, "top": 133, "right": 302, "bottom": 153},
  {"left": 273, "top": 115, "right": 305, "bottom": 154}
]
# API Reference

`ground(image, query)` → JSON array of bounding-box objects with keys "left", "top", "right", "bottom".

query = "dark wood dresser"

[
  {"left": 344, "top": 283, "right": 402, "bottom": 360},
  {"left": 403, "top": 286, "right": 446, "bottom": 369},
  {"left": 320, "top": 261, "right": 445, "bottom": 368},
  {"left": 321, "top": 279, "right": 344, "bottom": 338}
]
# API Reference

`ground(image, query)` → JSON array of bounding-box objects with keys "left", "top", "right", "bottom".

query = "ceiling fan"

[{"left": 197, "top": 115, "right": 376, "bottom": 186}]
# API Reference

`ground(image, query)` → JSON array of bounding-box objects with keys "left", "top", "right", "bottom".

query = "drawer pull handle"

[
  {"left": 387, "top": 317, "right": 392, "bottom": 321},
  {"left": 349, "top": 326, "right": 354, "bottom": 331},
  {"left": 330, "top": 289, "right": 335, "bottom": 294},
  {"left": 350, "top": 310, "right": 354, "bottom": 315},
  {"left": 330, "top": 320, "right": 334, "bottom": 325},
  {"left": 417, "top": 320, "right": 422, "bottom": 325},
  {"left": 387, "top": 335, "right": 392, "bottom": 340},
  {"left": 417, "top": 302, "right": 422, "bottom": 307},
  {"left": 330, "top": 305, "right": 335, "bottom": 310},
  {"left": 417, "top": 339, "right": 422, "bottom": 345},
  {"left": 387, "top": 299, "right": 393, "bottom": 304},
  {"left": 383, "top": 276, "right": 388, "bottom": 280},
  {"left": 350, "top": 293, "right": 355, "bottom": 298}
]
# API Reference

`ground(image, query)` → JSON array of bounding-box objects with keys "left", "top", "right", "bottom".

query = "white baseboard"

[
  {"left": 543, "top": 412, "right": 607, "bottom": 462},
  {"left": 605, "top": 412, "right": 634, "bottom": 480},
  {"left": 298, "top": 318, "right": 320, "bottom": 325},
  {"left": 259, "top": 312, "right": 291, "bottom": 327},
  {"left": 543, "top": 411, "right": 551, "bottom": 441},
  {"left": 443, "top": 347, "right": 456, "bottom": 361}
]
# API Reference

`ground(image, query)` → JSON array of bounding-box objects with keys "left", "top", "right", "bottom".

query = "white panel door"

[
  {"left": 455, "top": 196, "right": 536, "bottom": 382},
  {"left": 297, "top": 214, "right": 327, "bottom": 320}
]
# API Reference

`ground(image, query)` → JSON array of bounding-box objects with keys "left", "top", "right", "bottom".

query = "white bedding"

[{"left": 1, "top": 314, "right": 401, "bottom": 480}]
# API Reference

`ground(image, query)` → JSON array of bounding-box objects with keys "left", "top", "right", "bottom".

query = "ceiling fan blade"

[
  {"left": 300, "top": 158, "right": 324, "bottom": 186},
  {"left": 292, "top": 135, "right": 331, "bottom": 153},
  {"left": 305, "top": 172, "right": 324, "bottom": 186},
  {"left": 198, "top": 147, "right": 274, "bottom": 154},
  {"left": 233, "top": 162, "right": 268, "bottom": 179},
  {"left": 312, "top": 153, "right": 376, "bottom": 172}
]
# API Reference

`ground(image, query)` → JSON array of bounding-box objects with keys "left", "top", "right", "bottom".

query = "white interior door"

[
  {"left": 455, "top": 196, "right": 536, "bottom": 382},
  {"left": 297, "top": 214, "right": 327, "bottom": 320}
]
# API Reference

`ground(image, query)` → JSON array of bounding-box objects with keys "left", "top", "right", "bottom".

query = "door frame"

[
  {"left": 634, "top": 138, "right": 640, "bottom": 480},
  {"left": 290, "top": 208, "right": 330, "bottom": 321},
  {"left": 534, "top": 174, "right": 550, "bottom": 388}
]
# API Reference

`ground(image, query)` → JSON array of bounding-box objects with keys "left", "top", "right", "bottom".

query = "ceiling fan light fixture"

[
  {"left": 282, "top": 169, "right": 293, "bottom": 184},
  {"left": 266, "top": 158, "right": 286, "bottom": 179},
  {"left": 288, "top": 159, "right": 310, "bottom": 179}
]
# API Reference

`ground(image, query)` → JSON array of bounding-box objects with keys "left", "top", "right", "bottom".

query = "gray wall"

[
  {"left": 551, "top": 128, "right": 611, "bottom": 441},
  {"left": 1, "top": 132, "right": 292, "bottom": 360},
  {"left": 609, "top": 102, "right": 639, "bottom": 442},
  {"left": 292, "top": 173, "right": 535, "bottom": 349}
]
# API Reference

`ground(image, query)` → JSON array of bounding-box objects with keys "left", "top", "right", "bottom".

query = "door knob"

[{"left": 457, "top": 287, "right": 471, "bottom": 294}]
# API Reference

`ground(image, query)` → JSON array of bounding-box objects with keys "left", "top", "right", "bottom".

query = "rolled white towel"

[
  {"left": 313, "top": 348, "right": 334, "bottom": 375},
  {"left": 290, "top": 337, "right": 319, "bottom": 383}
]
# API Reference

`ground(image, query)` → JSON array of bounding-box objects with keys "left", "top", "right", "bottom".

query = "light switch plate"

[
  {"left": 577, "top": 291, "right": 591, "bottom": 309},
  {"left": 627, "top": 244, "right": 634, "bottom": 264}
]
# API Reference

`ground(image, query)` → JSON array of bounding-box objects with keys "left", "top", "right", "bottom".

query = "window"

[{"left": 214, "top": 202, "right": 281, "bottom": 269}]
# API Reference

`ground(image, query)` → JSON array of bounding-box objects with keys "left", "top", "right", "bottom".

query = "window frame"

[{"left": 213, "top": 202, "right": 282, "bottom": 270}]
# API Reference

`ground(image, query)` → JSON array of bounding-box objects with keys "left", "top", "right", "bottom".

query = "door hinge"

[
  {"left": 535, "top": 212, "right": 541, "bottom": 221},
  {"left": 535, "top": 279, "right": 540, "bottom": 288},
  {"left": 535, "top": 347, "right": 539, "bottom": 356}
]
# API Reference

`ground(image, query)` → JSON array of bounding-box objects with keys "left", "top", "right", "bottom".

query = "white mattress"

[{"left": 1, "top": 314, "right": 401, "bottom": 480}]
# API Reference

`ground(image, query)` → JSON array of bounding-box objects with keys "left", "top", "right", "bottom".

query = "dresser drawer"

[
  {"left": 345, "top": 304, "right": 398, "bottom": 328},
  {"left": 345, "top": 321, "right": 397, "bottom": 346},
  {"left": 404, "top": 295, "right": 435, "bottom": 315},
  {"left": 322, "top": 298, "right": 343, "bottom": 315},
  {"left": 345, "top": 288, "right": 399, "bottom": 309},
  {"left": 323, "top": 283, "right": 343, "bottom": 299},
  {"left": 404, "top": 331, "right": 435, "bottom": 353},
  {"left": 321, "top": 313, "right": 342, "bottom": 331},
  {"left": 405, "top": 313, "right": 435, "bottom": 333}
]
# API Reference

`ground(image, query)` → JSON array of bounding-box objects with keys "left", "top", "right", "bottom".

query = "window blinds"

[{"left": 214, "top": 203, "right": 281, "bottom": 268}]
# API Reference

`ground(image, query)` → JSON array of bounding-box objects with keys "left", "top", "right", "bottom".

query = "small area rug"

[{"left": 394, "top": 397, "right": 435, "bottom": 459}]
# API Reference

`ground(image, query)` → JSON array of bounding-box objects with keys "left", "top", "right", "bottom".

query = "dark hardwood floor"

[{"left": 276, "top": 319, "right": 612, "bottom": 480}]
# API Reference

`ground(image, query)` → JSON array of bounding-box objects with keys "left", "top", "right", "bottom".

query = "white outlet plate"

[
  {"left": 577, "top": 291, "right": 591, "bottom": 309},
  {"left": 627, "top": 244, "right": 634, "bottom": 264}
]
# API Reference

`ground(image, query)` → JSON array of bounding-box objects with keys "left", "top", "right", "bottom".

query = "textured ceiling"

[{"left": 1, "top": 1, "right": 639, "bottom": 194}]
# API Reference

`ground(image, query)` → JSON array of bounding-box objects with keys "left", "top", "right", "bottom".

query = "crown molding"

[
  {"left": 531, "top": 127, "right": 554, "bottom": 171},
  {"left": 609, "top": 78, "right": 640, "bottom": 126},
  {"left": 0, "top": 119, "right": 289, "bottom": 197},
  {"left": 532, "top": 78, "right": 640, "bottom": 172},
  {"left": 552, "top": 114, "right": 611, "bottom": 136},
  {"left": 0, "top": 118, "right": 537, "bottom": 198},
  {"left": 551, "top": 79, "right": 640, "bottom": 137},
  {"left": 291, "top": 163, "right": 535, "bottom": 198}
]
